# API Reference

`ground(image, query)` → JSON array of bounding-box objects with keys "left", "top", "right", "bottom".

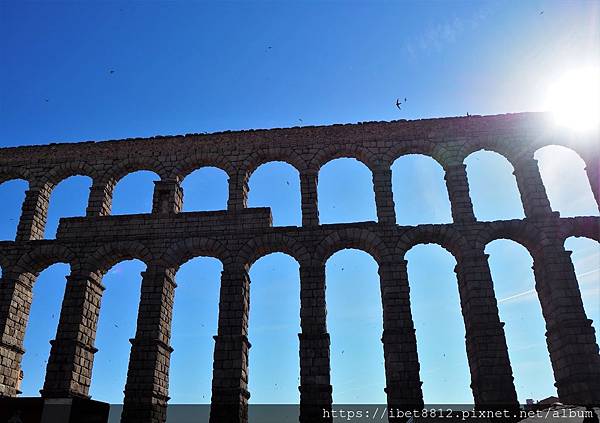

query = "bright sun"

[{"left": 546, "top": 67, "right": 600, "bottom": 132}]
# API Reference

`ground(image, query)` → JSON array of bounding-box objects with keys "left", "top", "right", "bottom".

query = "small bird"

[
  {"left": 466, "top": 112, "right": 471, "bottom": 117},
  {"left": 396, "top": 98, "right": 402, "bottom": 110},
  {"left": 114, "top": 323, "right": 119, "bottom": 328},
  {"left": 540, "top": 10, "right": 544, "bottom": 15},
  {"left": 44, "top": 99, "right": 49, "bottom": 102},
  {"left": 286, "top": 181, "right": 290, "bottom": 186},
  {"left": 298, "top": 118, "right": 303, "bottom": 123},
  {"left": 109, "top": 70, "right": 115, "bottom": 74}
]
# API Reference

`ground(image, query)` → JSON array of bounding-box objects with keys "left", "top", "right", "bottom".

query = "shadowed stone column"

[
  {"left": 298, "top": 263, "right": 332, "bottom": 423},
  {"left": 379, "top": 260, "right": 423, "bottom": 410},
  {"left": 16, "top": 184, "right": 51, "bottom": 241},
  {"left": 533, "top": 243, "right": 600, "bottom": 404},
  {"left": 210, "top": 263, "right": 251, "bottom": 423},
  {"left": 454, "top": 252, "right": 519, "bottom": 409},
  {"left": 42, "top": 272, "right": 104, "bottom": 399},
  {"left": 0, "top": 270, "right": 35, "bottom": 397},
  {"left": 300, "top": 170, "right": 319, "bottom": 227},
  {"left": 152, "top": 180, "right": 183, "bottom": 214},
  {"left": 512, "top": 156, "right": 554, "bottom": 218},
  {"left": 227, "top": 171, "right": 249, "bottom": 212},
  {"left": 445, "top": 164, "right": 476, "bottom": 223},
  {"left": 373, "top": 167, "right": 396, "bottom": 225},
  {"left": 86, "top": 181, "right": 114, "bottom": 216},
  {"left": 121, "top": 265, "right": 177, "bottom": 423}
]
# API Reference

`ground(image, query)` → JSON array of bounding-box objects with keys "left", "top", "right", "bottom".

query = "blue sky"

[{"left": 0, "top": 0, "right": 599, "bottom": 408}]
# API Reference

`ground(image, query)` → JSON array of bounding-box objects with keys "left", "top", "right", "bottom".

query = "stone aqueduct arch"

[{"left": 0, "top": 112, "right": 599, "bottom": 422}]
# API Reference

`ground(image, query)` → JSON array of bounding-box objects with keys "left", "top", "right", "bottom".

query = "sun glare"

[{"left": 546, "top": 67, "right": 600, "bottom": 132}]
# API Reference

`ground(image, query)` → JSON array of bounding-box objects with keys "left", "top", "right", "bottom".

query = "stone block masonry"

[{"left": 0, "top": 112, "right": 598, "bottom": 422}]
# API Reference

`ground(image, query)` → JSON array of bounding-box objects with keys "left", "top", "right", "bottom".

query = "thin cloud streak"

[
  {"left": 498, "top": 268, "right": 599, "bottom": 305},
  {"left": 498, "top": 288, "right": 536, "bottom": 305},
  {"left": 575, "top": 268, "right": 599, "bottom": 278}
]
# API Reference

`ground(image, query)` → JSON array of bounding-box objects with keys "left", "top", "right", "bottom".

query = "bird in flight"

[
  {"left": 109, "top": 69, "right": 115, "bottom": 74},
  {"left": 396, "top": 98, "right": 402, "bottom": 110}
]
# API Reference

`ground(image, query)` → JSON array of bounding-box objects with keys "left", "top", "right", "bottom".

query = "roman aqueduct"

[{"left": 0, "top": 112, "right": 598, "bottom": 422}]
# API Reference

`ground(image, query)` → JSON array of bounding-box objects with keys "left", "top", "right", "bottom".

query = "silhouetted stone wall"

[{"left": 0, "top": 113, "right": 598, "bottom": 423}]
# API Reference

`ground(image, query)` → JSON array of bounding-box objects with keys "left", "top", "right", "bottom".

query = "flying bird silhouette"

[{"left": 396, "top": 98, "right": 402, "bottom": 110}]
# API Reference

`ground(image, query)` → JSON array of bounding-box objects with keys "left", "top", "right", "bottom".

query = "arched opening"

[
  {"left": 564, "top": 236, "right": 600, "bottom": 345},
  {"left": 406, "top": 244, "right": 472, "bottom": 403},
  {"left": 0, "top": 178, "right": 28, "bottom": 240},
  {"left": 318, "top": 158, "right": 377, "bottom": 224},
  {"left": 248, "top": 252, "right": 300, "bottom": 403},
  {"left": 45, "top": 175, "right": 92, "bottom": 239},
  {"left": 20, "top": 263, "right": 69, "bottom": 396},
  {"left": 465, "top": 150, "right": 525, "bottom": 221},
  {"left": 168, "top": 256, "right": 222, "bottom": 404},
  {"left": 391, "top": 155, "right": 452, "bottom": 225},
  {"left": 486, "top": 239, "right": 556, "bottom": 402},
  {"left": 248, "top": 162, "right": 301, "bottom": 227},
  {"left": 326, "top": 249, "right": 385, "bottom": 403},
  {"left": 181, "top": 167, "right": 229, "bottom": 212},
  {"left": 90, "top": 259, "right": 145, "bottom": 404},
  {"left": 535, "top": 145, "right": 599, "bottom": 217},
  {"left": 112, "top": 171, "right": 160, "bottom": 215}
]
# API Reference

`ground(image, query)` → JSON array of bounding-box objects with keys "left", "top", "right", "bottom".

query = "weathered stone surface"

[{"left": 0, "top": 112, "right": 598, "bottom": 423}]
